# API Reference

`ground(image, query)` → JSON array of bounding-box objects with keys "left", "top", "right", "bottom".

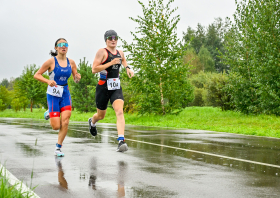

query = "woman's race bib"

[
  {"left": 107, "top": 78, "right": 120, "bottom": 90},
  {"left": 46, "top": 85, "right": 64, "bottom": 97}
]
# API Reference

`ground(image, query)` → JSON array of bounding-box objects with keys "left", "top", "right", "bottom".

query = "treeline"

[
  {"left": 0, "top": 0, "right": 279, "bottom": 116},
  {"left": 0, "top": 59, "right": 99, "bottom": 113}
]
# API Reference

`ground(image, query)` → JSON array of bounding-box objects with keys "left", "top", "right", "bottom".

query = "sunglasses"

[
  {"left": 107, "top": 36, "right": 118, "bottom": 41},
  {"left": 56, "top": 42, "right": 69, "bottom": 47}
]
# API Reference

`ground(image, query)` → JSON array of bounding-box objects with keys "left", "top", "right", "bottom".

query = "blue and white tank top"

[{"left": 49, "top": 57, "right": 72, "bottom": 86}]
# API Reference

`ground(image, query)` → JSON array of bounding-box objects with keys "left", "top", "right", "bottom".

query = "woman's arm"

[
  {"left": 92, "top": 48, "right": 122, "bottom": 74},
  {"left": 34, "top": 58, "right": 56, "bottom": 86},
  {"left": 119, "top": 50, "right": 134, "bottom": 78},
  {"left": 69, "top": 59, "right": 81, "bottom": 83}
]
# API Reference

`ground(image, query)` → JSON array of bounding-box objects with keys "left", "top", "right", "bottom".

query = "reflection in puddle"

[
  {"left": 55, "top": 157, "right": 68, "bottom": 190},
  {"left": 89, "top": 157, "right": 97, "bottom": 190},
  {"left": 117, "top": 161, "right": 127, "bottom": 197},
  {"left": 87, "top": 158, "right": 127, "bottom": 197}
]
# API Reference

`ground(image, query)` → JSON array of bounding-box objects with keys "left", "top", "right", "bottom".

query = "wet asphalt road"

[{"left": 1, "top": 118, "right": 280, "bottom": 198}]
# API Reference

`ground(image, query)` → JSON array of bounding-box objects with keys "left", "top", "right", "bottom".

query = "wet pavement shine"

[{"left": 0, "top": 118, "right": 280, "bottom": 198}]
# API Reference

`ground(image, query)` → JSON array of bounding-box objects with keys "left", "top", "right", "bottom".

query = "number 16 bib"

[{"left": 47, "top": 85, "right": 64, "bottom": 97}]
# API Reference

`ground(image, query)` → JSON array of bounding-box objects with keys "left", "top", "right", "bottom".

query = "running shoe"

[
  {"left": 88, "top": 118, "right": 97, "bottom": 136},
  {"left": 44, "top": 110, "right": 50, "bottom": 120},
  {"left": 116, "top": 140, "right": 128, "bottom": 152},
  {"left": 54, "top": 148, "right": 65, "bottom": 157}
]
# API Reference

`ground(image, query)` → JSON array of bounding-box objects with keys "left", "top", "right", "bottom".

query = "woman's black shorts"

[{"left": 95, "top": 80, "right": 124, "bottom": 110}]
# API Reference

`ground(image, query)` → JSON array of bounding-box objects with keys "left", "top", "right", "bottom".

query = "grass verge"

[
  {"left": 0, "top": 107, "right": 280, "bottom": 138},
  {"left": 0, "top": 164, "right": 37, "bottom": 198}
]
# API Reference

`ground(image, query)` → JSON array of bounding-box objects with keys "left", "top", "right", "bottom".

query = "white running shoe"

[
  {"left": 54, "top": 148, "right": 65, "bottom": 157},
  {"left": 44, "top": 110, "right": 50, "bottom": 120}
]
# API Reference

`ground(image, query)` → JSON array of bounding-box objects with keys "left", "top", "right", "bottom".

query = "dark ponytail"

[{"left": 49, "top": 38, "right": 67, "bottom": 57}]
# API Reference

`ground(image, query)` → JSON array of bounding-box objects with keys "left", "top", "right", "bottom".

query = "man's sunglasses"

[
  {"left": 56, "top": 42, "right": 69, "bottom": 48},
  {"left": 107, "top": 36, "right": 118, "bottom": 41}
]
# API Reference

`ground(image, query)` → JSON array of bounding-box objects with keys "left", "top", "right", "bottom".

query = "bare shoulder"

[
  {"left": 43, "top": 57, "right": 55, "bottom": 67},
  {"left": 118, "top": 50, "right": 125, "bottom": 59},
  {"left": 96, "top": 48, "right": 107, "bottom": 56},
  {"left": 47, "top": 57, "right": 55, "bottom": 64},
  {"left": 95, "top": 48, "right": 108, "bottom": 62},
  {"left": 68, "top": 58, "right": 76, "bottom": 65}
]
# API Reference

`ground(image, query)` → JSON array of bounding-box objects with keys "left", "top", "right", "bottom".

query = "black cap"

[{"left": 104, "top": 30, "right": 118, "bottom": 41}]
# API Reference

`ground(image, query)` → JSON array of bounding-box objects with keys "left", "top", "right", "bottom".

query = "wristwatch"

[{"left": 126, "top": 66, "right": 130, "bottom": 69}]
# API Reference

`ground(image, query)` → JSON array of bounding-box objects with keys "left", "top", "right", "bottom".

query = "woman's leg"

[
  {"left": 112, "top": 99, "right": 125, "bottom": 136},
  {"left": 92, "top": 109, "right": 107, "bottom": 124},
  {"left": 58, "top": 110, "right": 71, "bottom": 145},
  {"left": 112, "top": 99, "right": 127, "bottom": 152},
  {"left": 50, "top": 117, "right": 61, "bottom": 130}
]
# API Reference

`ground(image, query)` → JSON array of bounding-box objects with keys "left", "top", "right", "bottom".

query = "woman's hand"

[
  {"left": 126, "top": 68, "right": 134, "bottom": 78},
  {"left": 111, "top": 58, "right": 122, "bottom": 65},
  {"left": 74, "top": 73, "right": 81, "bottom": 83},
  {"left": 48, "top": 80, "right": 57, "bottom": 87}
]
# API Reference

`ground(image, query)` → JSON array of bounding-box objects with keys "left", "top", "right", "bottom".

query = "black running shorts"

[{"left": 95, "top": 80, "right": 124, "bottom": 110}]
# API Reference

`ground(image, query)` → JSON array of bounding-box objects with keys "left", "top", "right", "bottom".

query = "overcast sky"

[{"left": 0, "top": 0, "right": 236, "bottom": 81}]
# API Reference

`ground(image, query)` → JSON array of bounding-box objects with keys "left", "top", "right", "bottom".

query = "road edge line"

[{"left": 0, "top": 163, "right": 40, "bottom": 198}]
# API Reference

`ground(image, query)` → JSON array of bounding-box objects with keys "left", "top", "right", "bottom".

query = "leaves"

[
  {"left": 122, "top": 0, "right": 194, "bottom": 115},
  {"left": 16, "top": 65, "right": 48, "bottom": 112},
  {"left": 71, "top": 58, "right": 98, "bottom": 112},
  {"left": 223, "top": 0, "right": 280, "bottom": 115}
]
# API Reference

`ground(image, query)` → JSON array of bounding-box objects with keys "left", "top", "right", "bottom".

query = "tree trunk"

[
  {"left": 30, "top": 99, "right": 33, "bottom": 112},
  {"left": 159, "top": 77, "right": 165, "bottom": 115}
]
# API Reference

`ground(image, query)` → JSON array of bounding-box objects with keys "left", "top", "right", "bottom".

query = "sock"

[
  {"left": 56, "top": 143, "right": 62, "bottom": 150},
  {"left": 91, "top": 122, "right": 96, "bottom": 127},
  {"left": 117, "top": 135, "right": 124, "bottom": 142}
]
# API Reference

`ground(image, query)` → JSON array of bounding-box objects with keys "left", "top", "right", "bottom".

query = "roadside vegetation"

[
  {"left": 1, "top": 107, "right": 280, "bottom": 138},
  {"left": 0, "top": 165, "right": 35, "bottom": 198}
]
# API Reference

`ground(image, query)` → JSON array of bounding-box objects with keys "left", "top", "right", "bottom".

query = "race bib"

[
  {"left": 107, "top": 78, "right": 120, "bottom": 90},
  {"left": 46, "top": 85, "right": 64, "bottom": 97}
]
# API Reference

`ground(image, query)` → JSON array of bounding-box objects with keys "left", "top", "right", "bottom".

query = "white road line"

[
  {"left": 0, "top": 164, "right": 40, "bottom": 198},
  {"left": 73, "top": 128, "right": 280, "bottom": 169}
]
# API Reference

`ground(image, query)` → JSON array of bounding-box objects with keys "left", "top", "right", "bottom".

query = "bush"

[
  {"left": 189, "top": 71, "right": 232, "bottom": 110},
  {"left": 206, "top": 72, "right": 231, "bottom": 110},
  {"left": 11, "top": 98, "right": 21, "bottom": 112},
  {"left": 0, "top": 99, "right": 6, "bottom": 111},
  {"left": 188, "top": 88, "right": 206, "bottom": 107}
]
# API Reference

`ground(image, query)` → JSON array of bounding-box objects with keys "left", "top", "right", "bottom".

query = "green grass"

[
  {"left": 0, "top": 165, "right": 35, "bottom": 198},
  {"left": 1, "top": 107, "right": 280, "bottom": 138}
]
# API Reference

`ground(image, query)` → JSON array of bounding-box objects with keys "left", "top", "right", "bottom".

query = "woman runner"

[
  {"left": 34, "top": 38, "right": 81, "bottom": 157},
  {"left": 88, "top": 30, "right": 134, "bottom": 152}
]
